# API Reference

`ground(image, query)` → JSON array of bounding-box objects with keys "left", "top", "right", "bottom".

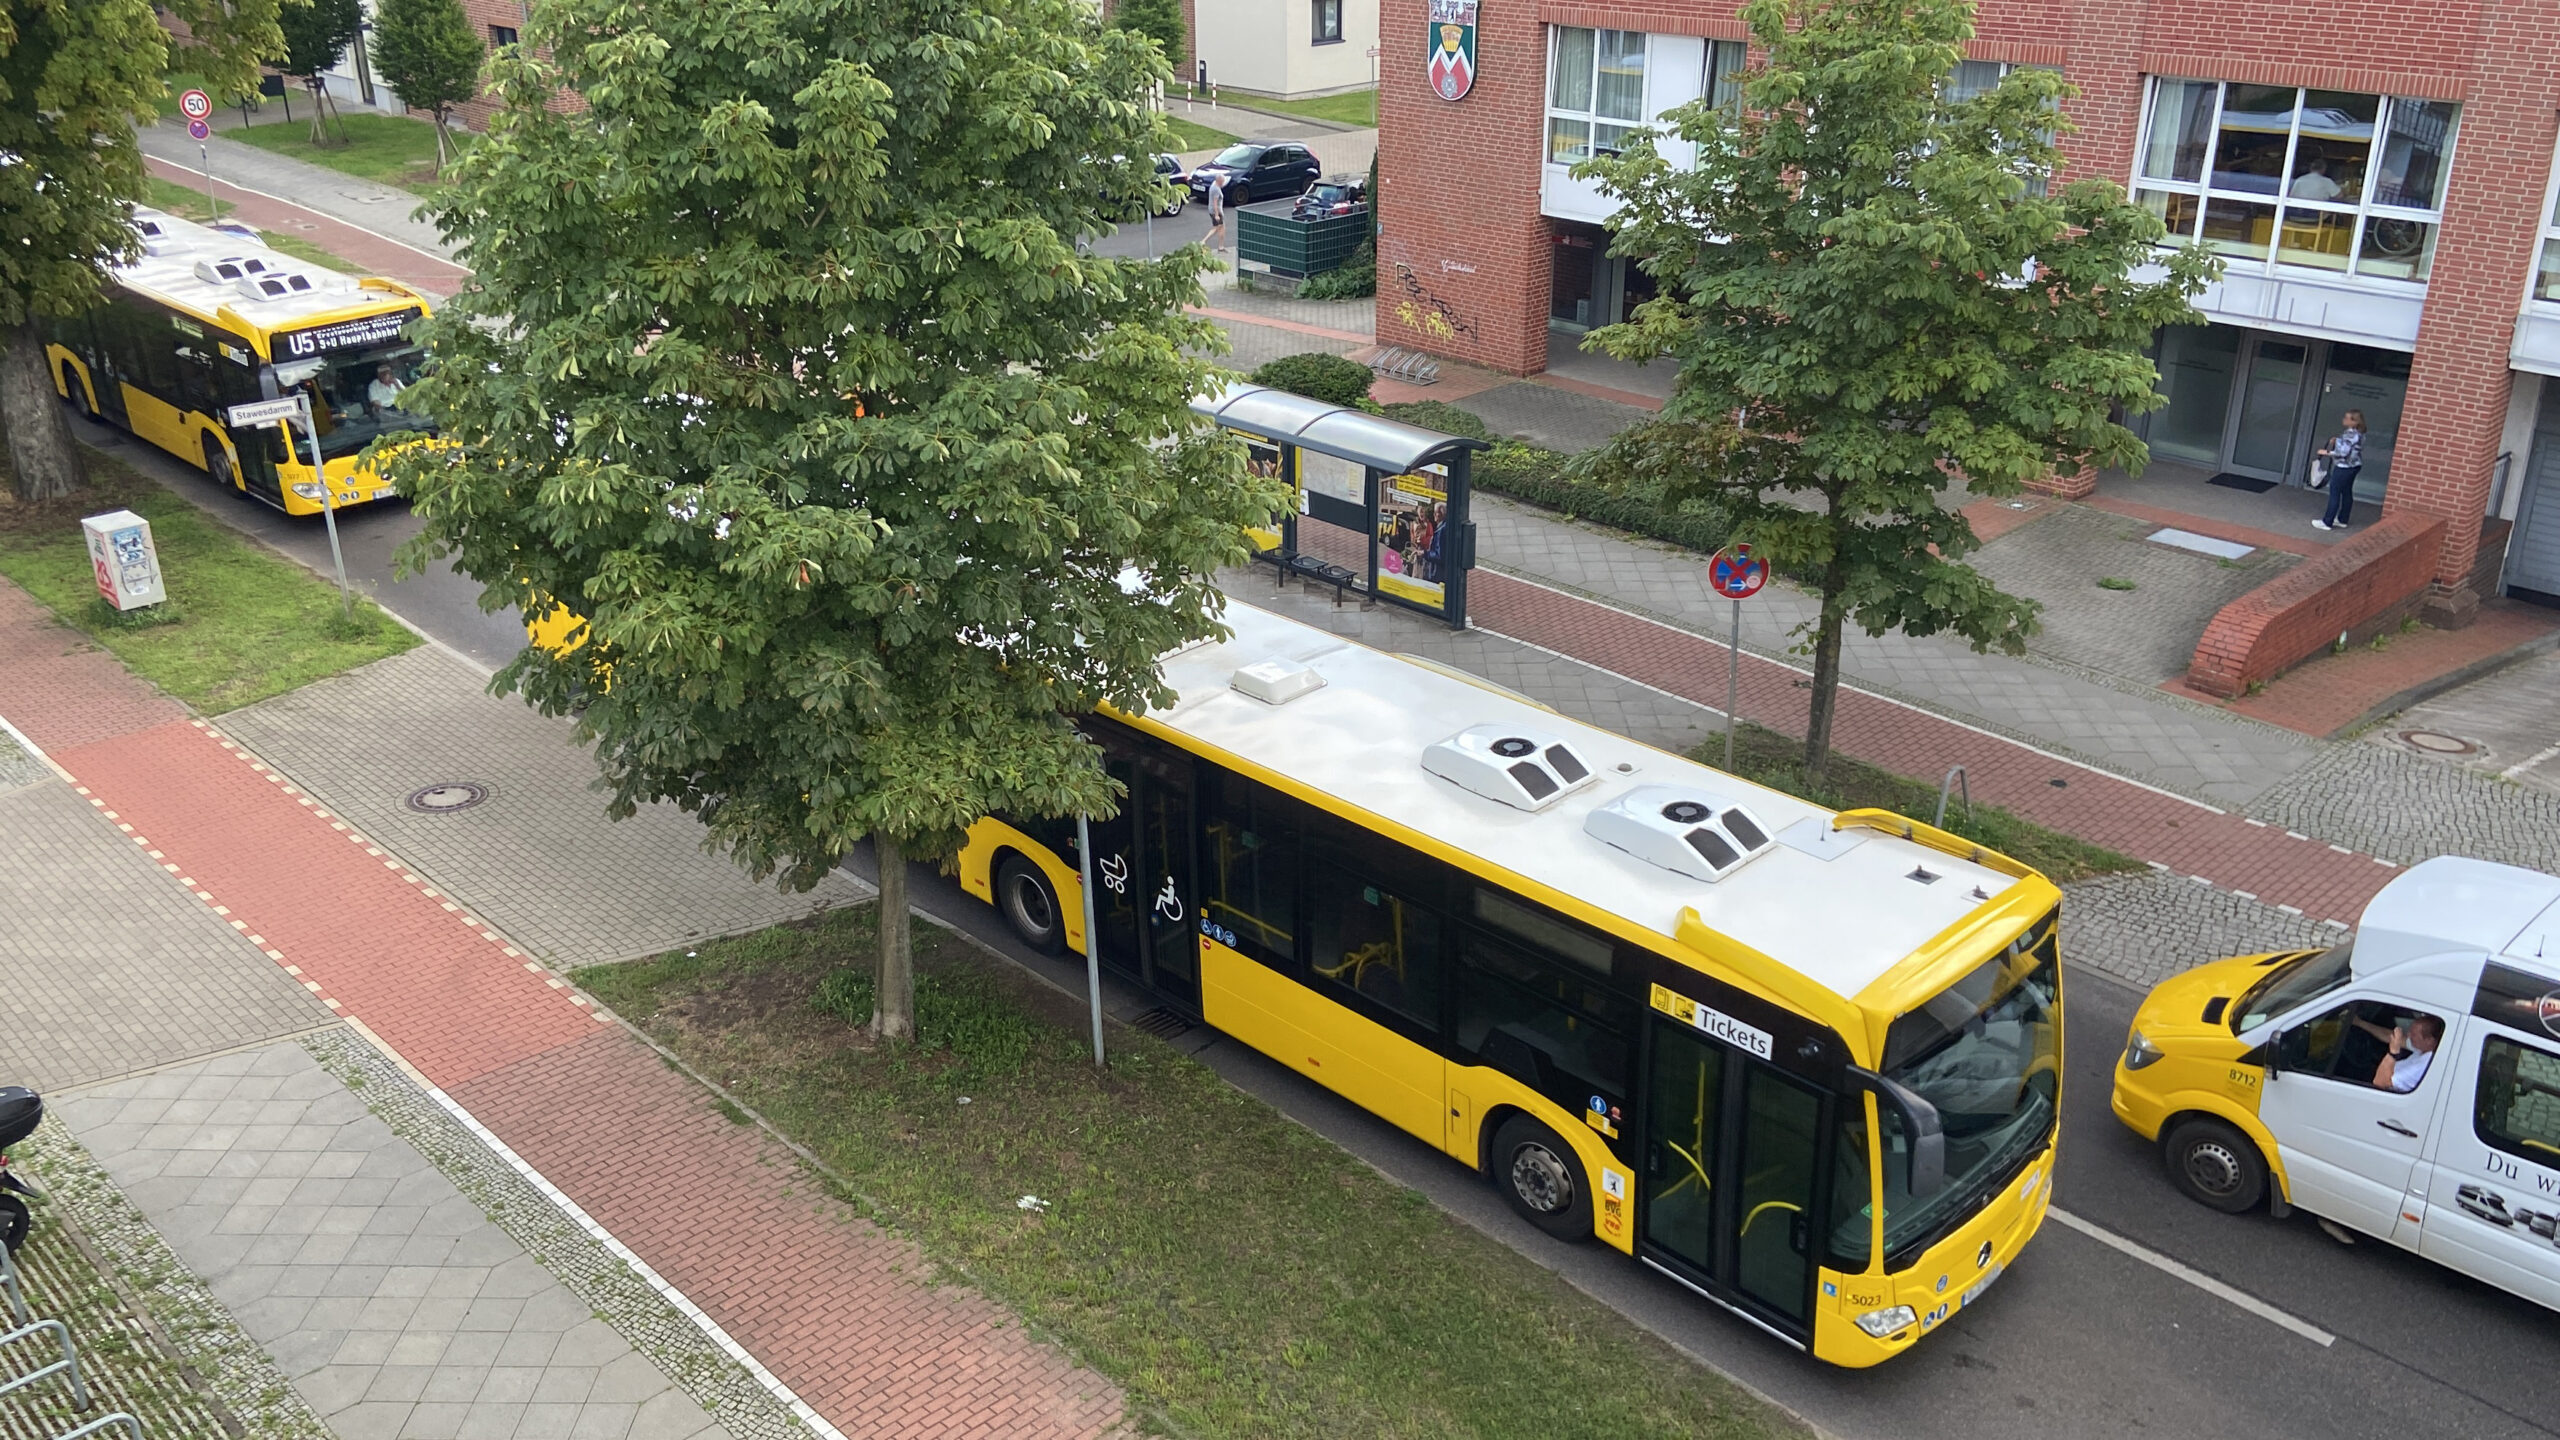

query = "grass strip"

[
  {"left": 223, "top": 111, "right": 466, "bottom": 195},
  {"left": 576, "top": 907, "right": 1802, "bottom": 1440},
  {"left": 1163, "top": 114, "right": 1240, "bottom": 151},
  {"left": 1222, "top": 88, "right": 1380, "bottom": 128},
  {"left": 0, "top": 447, "right": 416, "bottom": 712},
  {"left": 1700, "top": 722, "right": 2139, "bottom": 883}
]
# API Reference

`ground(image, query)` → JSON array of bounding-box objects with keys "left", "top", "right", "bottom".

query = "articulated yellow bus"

[
  {"left": 962, "top": 603, "right": 2062, "bottom": 1365},
  {"left": 46, "top": 207, "right": 431, "bottom": 516}
]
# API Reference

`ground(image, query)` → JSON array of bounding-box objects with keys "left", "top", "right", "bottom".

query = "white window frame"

[
  {"left": 2530, "top": 143, "right": 2560, "bottom": 307},
  {"left": 2130, "top": 76, "right": 2460, "bottom": 288},
  {"left": 1543, "top": 29, "right": 1745, "bottom": 168}
]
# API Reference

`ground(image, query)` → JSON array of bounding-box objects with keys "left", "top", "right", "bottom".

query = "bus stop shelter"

[{"left": 1192, "top": 382, "right": 1492, "bottom": 630}]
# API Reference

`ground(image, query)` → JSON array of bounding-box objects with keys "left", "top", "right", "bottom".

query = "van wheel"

[
  {"left": 1492, "top": 1116, "right": 1593, "bottom": 1241},
  {"left": 2164, "top": 1117, "right": 2268, "bottom": 1214},
  {"left": 59, "top": 364, "right": 95, "bottom": 420},
  {"left": 996, "top": 855, "right": 1066, "bottom": 955},
  {"left": 202, "top": 437, "right": 238, "bottom": 491}
]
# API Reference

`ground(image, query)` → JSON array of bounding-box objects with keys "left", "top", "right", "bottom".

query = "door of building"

[
  {"left": 2222, "top": 334, "right": 2318, "bottom": 483},
  {"left": 2508, "top": 384, "right": 2560, "bottom": 604}
]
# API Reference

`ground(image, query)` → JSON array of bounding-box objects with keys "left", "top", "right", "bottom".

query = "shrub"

[
  {"left": 1250, "top": 351, "right": 1374, "bottom": 408},
  {"left": 1380, "top": 400, "right": 1492, "bottom": 441},
  {"left": 1298, "top": 240, "right": 1376, "bottom": 300},
  {"left": 1473, "top": 441, "right": 1735, "bottom": 553}
]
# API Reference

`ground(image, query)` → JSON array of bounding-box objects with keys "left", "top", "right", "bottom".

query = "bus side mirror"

[{"left": 1851, "top": 1067, "right": 1947, "bottom": 1197}]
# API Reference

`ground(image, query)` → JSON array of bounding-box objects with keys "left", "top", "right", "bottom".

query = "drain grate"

[
  {"left": 1130, "top": 1006, "right": 1195, "bottom": 1040},
  {"left": 405, "top": 781, "right": 491, "bottom": 813}
]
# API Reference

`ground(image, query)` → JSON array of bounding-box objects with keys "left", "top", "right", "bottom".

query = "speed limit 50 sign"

[{"left": 179, "top": 88, "right": 213, "bottom": 121}]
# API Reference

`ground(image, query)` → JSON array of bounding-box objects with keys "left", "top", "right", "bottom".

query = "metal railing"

[
  {"left": 1, "top": 1243, "right": 27, "bottom": 1326},
  {"left": 1932, "top": 764, "right": 1972, "bottom": 830},
  {"left": 0, "top": 1317, "right": 93, "bottom": 1409},
  {"left": 53, "top": 1416, "right": 142, "bottom": 1440}
]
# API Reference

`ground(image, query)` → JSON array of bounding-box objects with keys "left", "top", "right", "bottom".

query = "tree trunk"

[
  {"left": 2, "top": 321, "right": 85, "bottom": 502},
  {"left": 1801, "top": 527, "right": 1849, "bottom": 791},
  {"left": 872, "top": 831, "right": 915, "bottom": 1043},
  {"left": 431, "top": 114, "right": 450, "bottom": 176},
  {"left": 308, "top": 81, "right": 328, "bottom": 146}
]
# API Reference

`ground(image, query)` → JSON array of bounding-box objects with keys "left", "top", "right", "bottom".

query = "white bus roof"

[
  {"left": 2355, "top": 856, "right": 2560, "bottom": 979},
  {"left": 1145, "top": 603, "right": 2028, "bottom": 1006},
  {"left": 115, "top": 207, "right": 418, "bottom": 339}
]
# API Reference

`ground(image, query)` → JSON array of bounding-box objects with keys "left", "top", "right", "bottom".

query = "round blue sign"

[{"left": 1710, "top": 544, "right": 1766, "bottom": 600}]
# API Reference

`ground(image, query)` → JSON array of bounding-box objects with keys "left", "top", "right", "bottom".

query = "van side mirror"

[
  {"left": 2261, "top": 1029, "right": 2284, "bottom": 1081},
  {"left": 1851, "top": 1067, "right": 1947, "bottom": 1197}
]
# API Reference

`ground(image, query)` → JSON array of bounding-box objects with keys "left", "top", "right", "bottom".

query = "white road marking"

[
  {"left": 2049, "top": 1206, "right": 2335, "bottom": 1347},
  {"left": 2500, "top": 738, "right": 2560, "bottom": 781}
]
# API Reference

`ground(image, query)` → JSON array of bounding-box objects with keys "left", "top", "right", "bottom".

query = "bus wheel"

[
  {"left": 2163, "top": 1117, "right": 2267, "bottom": 1214},
  {"left": 996, "top": 855, "right": 1067, "bottom": 955},
  {"left": 202, "top": 437, "right": 237, "bottom": 491},
  {"left": 59, "top": 363, "right": 95, "bottom": 420},
  {"left": 1492, "top": 1116, "right": 1593, "bottom": 1241}
]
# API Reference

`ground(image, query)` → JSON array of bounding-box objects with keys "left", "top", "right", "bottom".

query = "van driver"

[{"left": 2349, "top": 1012, "right": 2442, "bottom": 1092}]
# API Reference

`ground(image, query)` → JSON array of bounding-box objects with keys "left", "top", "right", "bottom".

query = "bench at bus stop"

[{"left": 1252, "top": 546, "right": 1363, "bottom": 607}]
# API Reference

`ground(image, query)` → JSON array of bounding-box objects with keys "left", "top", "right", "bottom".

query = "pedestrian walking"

[
  {"left": 1207, "top": 176, "right": 1227, "bottom": 250},
  {"left": 2313, "top": 410, "right": 2367, "bottom": 531}
]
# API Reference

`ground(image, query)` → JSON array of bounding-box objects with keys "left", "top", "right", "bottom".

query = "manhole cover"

[
  {"left": 2398, "top": 730, "right": 2478, "bottom": 756},
  {"left": 406, "top": 781, "right": 491, "bottom": 813}
]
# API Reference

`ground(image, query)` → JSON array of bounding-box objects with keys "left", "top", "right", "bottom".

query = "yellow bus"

[
  {"left": 961, "top": 602, "right": 2063, "bottom": 1365},
  {"left": 46, "top": 207, "right": 432, "bottom": 516}
]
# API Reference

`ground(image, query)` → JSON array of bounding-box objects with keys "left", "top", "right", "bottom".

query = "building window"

[
  {"left": 2134, "top": 77, "right": 2459, "bottom": 284},
  {"left": 489, "top": 24, "right": 519, "bottom": 48},
  {"left": 1547, "top": 29, "right": 1745, "bottom": 166},
  {"left": 1312, "top": 0, "right": 1342, "bottom": 44},
  {"left": 2533, "top": 149, "right": 2560, "bottom": 303}
]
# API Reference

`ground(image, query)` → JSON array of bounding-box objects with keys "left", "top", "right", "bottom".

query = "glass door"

[
  {"left": 2306, "top": 343, "right": 2410, "bottom": 505},
  {"left": 2224, "top": 336, "right": 2316, "bottom": 481},
  {"left": 1136, "top": 747, "right": 1201, "bottom": 1008},
  {"left": 1643, "top": 1022, "right": 1826, "bottom": 1332},
  {"left": 1085, "top": 751, "right": 1143, "bottom": 986}
]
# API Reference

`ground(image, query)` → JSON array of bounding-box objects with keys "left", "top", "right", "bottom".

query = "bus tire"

[
  {"left": 1492, "top": 1115, "right": 1593, "bottom": 1241},
  {"left": 202, "top": 436, "right": 237, "bottom": 491},
  {"left": 2163, "top": 1117, "right": 2267, "bottom": 1215},
  {"left": 59, "top": 363, "right": 94, "bottom": 420},
  {"left": 996, "top": 855, "right": 1067, "bottom": 956}
]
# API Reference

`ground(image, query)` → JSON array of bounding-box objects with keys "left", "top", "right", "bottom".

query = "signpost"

[
  {"left": 1074, "top": 815, "right": 1107, "bottom": 1068},
  {"left": 1707, "top": 543, "right": 1767, "bottom": 771},
  {"left": 228, "top": 396, "right": 353, "bottom": 616},
  {"left": 180, "top": 90, "right": 218, "bottom": 218}
]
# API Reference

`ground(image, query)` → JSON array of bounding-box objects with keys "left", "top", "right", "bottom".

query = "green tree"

[
  {"left": 0, "top": 0, "right": 284, "bottom": 502},
  {"left": 278, "top": 0, "right": 362, "bottom": 145},
  {"left": 1577, "top": 0, "right": 2211, "bottom": 786},
  {"left": 369, "top": 0, "right": 481, "bottom": 174},
  {"left": 382, "top": 0, "right": 1280, "bottom": 1042},
  {"left": 1112, "top": 0, "right": 1182, "bottom": 63}
]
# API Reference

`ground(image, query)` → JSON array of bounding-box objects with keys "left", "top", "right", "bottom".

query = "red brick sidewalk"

[
  {"left": 0, "top": 581, "right": 1126, "bottom": 1440},
  {"left": 141, "top": 155, "right": 469, "bottom": 299},
  {"left": 1469, "top": 572, "right": 2402, "bottom": 925}
]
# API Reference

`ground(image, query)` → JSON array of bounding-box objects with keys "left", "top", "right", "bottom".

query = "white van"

[{"left": 2112, "top": 856, "right": 2560, "bottom": 1312}]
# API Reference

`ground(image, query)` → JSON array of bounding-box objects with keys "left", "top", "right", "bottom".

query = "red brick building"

[{"left": 1372, "top": 0, "right": 2560, "bottom": 621}]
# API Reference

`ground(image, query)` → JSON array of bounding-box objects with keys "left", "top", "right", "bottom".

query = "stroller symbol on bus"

[{"left": 1098, "top": 853, "right": 1129, "bottom": 895}]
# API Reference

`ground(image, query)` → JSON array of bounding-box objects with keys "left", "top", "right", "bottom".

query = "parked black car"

[
  {"left": 1189, "top": 141, "right": 1323, "bottom": 204},
  {"left": 1151, "top": 153, "right": 1189, "bottom": 215},
  {"left": 1291, "top": 174, "right": 1368, "bottom": 218}
]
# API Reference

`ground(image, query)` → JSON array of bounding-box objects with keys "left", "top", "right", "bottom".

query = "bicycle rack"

[
  {"left": 1366, "top": 348, "right": 1441, "bottom": 387},
  {"left": 52, "top": 1416, "right": 141, "bottom": 1440},
  {"left": 1, "top": 1244, "right": 27, "bottom": 1326},
  {"left": 0, "top": 1317, "right": 94, "bottom": 1410},
  {"left": 1932, "top": 764, "right": 1972, "bottom": 831}
]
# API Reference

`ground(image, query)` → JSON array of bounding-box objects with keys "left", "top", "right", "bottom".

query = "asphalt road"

[{"left": 88, "top": 424, "right": 2560, "bottom": 1440}]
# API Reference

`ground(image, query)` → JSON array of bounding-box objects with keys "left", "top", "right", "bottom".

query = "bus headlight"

[
  {"left": 1852, "top": 1304, "right": 1917, "bottom": 1338},
  {"left": 2122, "top": 1031, "right": 2166, "bottom": 1070},
  {"left": 290, "top": 483, "right": 327, "bottom": 500}
]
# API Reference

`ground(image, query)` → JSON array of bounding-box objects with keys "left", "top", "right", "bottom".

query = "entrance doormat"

[{"left": 2207, "top": 472, "right": 2279, "bottom": 493}]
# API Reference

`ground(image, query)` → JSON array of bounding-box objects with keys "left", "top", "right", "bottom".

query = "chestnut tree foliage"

[{"left": 385, "top": 0, "right": 1278, "bottom": 1037}]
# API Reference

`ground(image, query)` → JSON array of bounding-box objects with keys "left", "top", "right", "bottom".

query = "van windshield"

[{"left": 2234, "top": 942, "right": 2354, "bottom": 1032}]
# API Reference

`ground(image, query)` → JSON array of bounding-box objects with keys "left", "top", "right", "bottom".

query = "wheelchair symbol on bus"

[{"left": 1152, "top": 876, "right": 1184, "bottom": 922}]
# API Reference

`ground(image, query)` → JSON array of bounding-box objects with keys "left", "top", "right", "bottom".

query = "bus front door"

[
  {"left": 1644, "top": 1020, "right": 1823, "bottom": 1336},
  {"left": 1083, "top": 732, "right": 1202, "bottom": 1012}
]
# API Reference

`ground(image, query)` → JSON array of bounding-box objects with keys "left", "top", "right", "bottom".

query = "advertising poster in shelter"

[
  {"left": 1376, "top": 464, "right": 1450, "bottom": 611},
  {"left": 1230, "top": 429, "right": 1291, "bottom": 551}
]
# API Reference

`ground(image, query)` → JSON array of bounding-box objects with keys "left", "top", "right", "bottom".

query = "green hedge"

[
  {"left": 1469, "top": 440, "right": 1735, "bottom": 553},
  {"left": 1249, "top": 352, "right": 1373, "bottom": 408}
]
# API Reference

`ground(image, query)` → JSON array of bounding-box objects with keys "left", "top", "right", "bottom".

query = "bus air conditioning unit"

[
  {"left": 1586, "top": 785, "right": 1776, "bottom": 882},
  {"left": 195, "top": 256, "right": 281, "bottom": 285},
  {"left": 237, "top": 271, "right": 319, "bottom": 301},
  {"left": 1421, "top": 724, "right": 1598, "bottom": 812}
]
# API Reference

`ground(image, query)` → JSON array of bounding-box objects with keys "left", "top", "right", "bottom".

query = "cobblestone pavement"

[
  {"left": 0, "top": 574, "right": 1132, "bottom": 1440},
  {"left": 0, "top": 729, "right": 333, "bottom": 1092},
  {"left": 215, "top": 649, "right": 867, "bottom": 969},
  {"left": 2251, "top": 742, "right": 2560, "bottom": 874},
  {"left": 57, "top": 1041, "right": 744, "bottom": 1440},
  {"left": 1469, "top": 493, "right": 2321, "bottom": 807},
  {"left": 2370, "top": 648, "right": 2560, "bottom": 795},
  {"left": 1966, "top": 504, "right": 2300, "bottom": 685},
  {"left": 2058, "top": 872, "right": 2338, "bottom": 995}
]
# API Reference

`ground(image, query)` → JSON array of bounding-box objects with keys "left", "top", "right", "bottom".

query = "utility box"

[
  {"left": 82, "top": 510, "right": 167, "bottom": 611},
  {"left": 1234, "top": 200, "right": 1368, "bottom": 279}
]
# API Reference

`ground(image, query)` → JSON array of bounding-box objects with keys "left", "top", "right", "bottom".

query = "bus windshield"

[
  {"left": 1873, "top": 917, "right": 2061, "bottom": 1259},
  {"left": 282, "top": 344, "right": 431, "bottom": 460}
]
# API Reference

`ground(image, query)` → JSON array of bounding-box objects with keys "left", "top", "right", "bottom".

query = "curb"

[{"left": 2325, "top": 615, "right": 2560, "bottom": 739}]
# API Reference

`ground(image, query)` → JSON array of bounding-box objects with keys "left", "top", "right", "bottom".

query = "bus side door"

[{"left": 1643, "top": 1018, "right": 1826, "bottom": 1335}]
